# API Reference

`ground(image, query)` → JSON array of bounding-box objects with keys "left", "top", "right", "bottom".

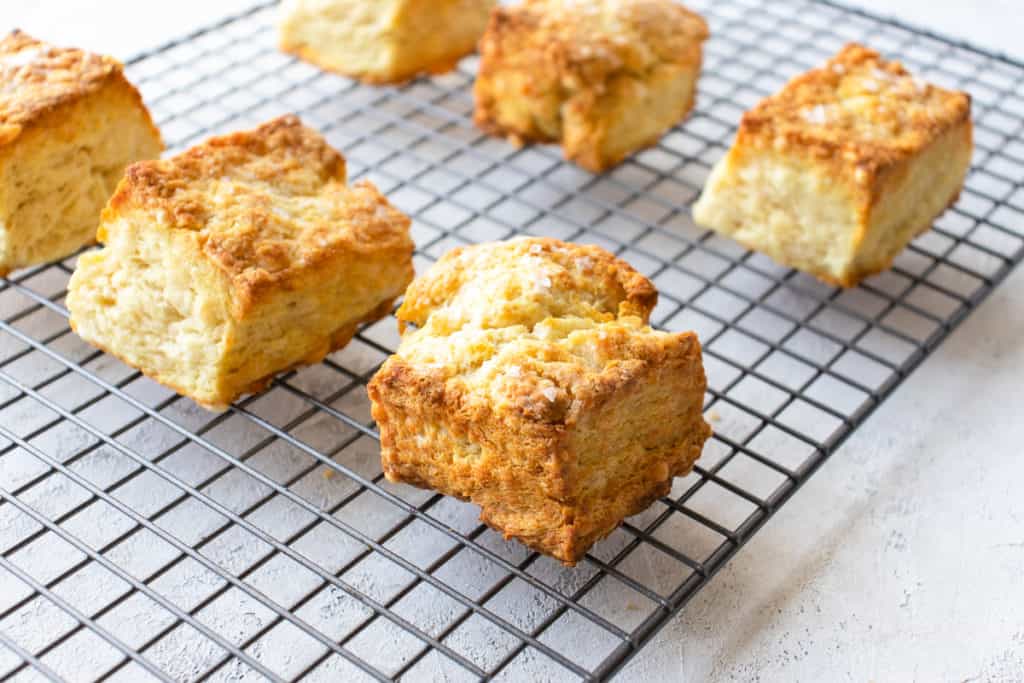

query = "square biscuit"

[
  {"left": 368, "top": 237, "right": 711, "bottom": 564},
  {"left": 474, "top": 0, "right": 708, "bottom": 172},
  {"left": 693, "top": 43, "right": 973, "bottom": 287},
  {"left": 279, "top": 0, "right": 495, "bottom": 84},
  {"left": 0, "top": 31, "right": 163, "bottom": 276},
  {"left": 67, "top": 115, "right": 414, "bottom": 410}
]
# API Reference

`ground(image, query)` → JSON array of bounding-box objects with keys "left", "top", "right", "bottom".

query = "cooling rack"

[{"left": 2, "top": 0, "right": 1023, "bottom": 680}]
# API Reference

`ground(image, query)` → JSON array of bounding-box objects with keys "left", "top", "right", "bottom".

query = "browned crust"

[
  {"left": 105, "top": 115, "right": 345, "bottom": 223},
  {"left": 476, "top": 0, "right": 708, "bottom": 90},
  {"left": 369, "top": 353, "right": 574, "bottom": 553},
  {"left": 369, "top": 326, "right": 709, "bottom": 565},
  {"left": 734, "top": 43, "right": 971, "bottom": 201},
  {"left": 473, "top": 0, "right": 707, "bottom": 170},
  {"left": 473, "top": 112, "right": 680, "bottom": 174},
  {"left": 104, "top": 115, "right": 413, "bottom": 318},
  {"left": 396, "top": 236, "right": 658, "bottom": 331},
  {"left": 0, "top": 30, "right": 161, "bottom": 150},
  {"left": 557, "top": 330, "right": 709, "bottom": 561},
  {"left": 219, "top": 179, "right": 411, "bottom": 318},
  {"left": 370, "top": 237, "right": 711, "bottom": 564}
]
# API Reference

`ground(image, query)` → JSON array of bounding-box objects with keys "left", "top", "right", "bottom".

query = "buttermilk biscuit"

[
  {"left": 0, "top": 31, "right": 163, "bottom": 276},
  {"left": 693, "top": 43, "right": 973, "bottom": 287},
  {"left": 473, "top": 0, "right": 708, "bottom": 172},
  {"left": 368, "top": 237, "right": 711, "bottom": 565},
  {"left": 279, "top": 0, "right": 495, "bottom": 84},
  {"left": 67, "top": 115, "right": 414, "bottom": 410}
]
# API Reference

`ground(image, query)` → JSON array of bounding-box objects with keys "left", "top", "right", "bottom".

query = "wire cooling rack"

[{"left": 2, "top": 0, "right": 1023, "bottom": 680}]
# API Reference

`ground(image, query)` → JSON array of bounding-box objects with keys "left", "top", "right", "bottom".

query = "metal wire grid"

[{"left": 1, "top": 0, "right": 1022, "bottom": 680}]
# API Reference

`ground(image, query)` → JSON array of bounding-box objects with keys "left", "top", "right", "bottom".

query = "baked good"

[
  {"left": 67, "top": 115, "right": 414, "bottom": 410},
  {"left": 368, "top": 237, "right": 711, "bottom": 564},
  {"left": 279, "top": 0, "right": 495, "bottom": 84},
  {"left": 0, "top": 30, "right": 163, "bottom": 276},
  {"left": 473, "top": 0, "right": 708, "bottom": 172},
  {"left": 692, "top": 43, "right": 973, "bottom": 287}
]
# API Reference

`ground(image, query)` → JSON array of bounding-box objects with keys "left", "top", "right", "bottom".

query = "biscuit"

[
  {"left": 473, "top": 0, "right": 708, "bottom": 172},
  {"left": 67, "top": 115, "right": 414, "bottom": 410},
  {"left": 279, "top": 0, "right": 495, "bottom": 84},
  {"left": 692, "top": 43, "right": 973, "bottom": 287},
  {"left": 0, "top": 31, "right": 163, "bottom": 276},
  {"left": 368, "top": 237, "right": 711, "bottom": 564}
]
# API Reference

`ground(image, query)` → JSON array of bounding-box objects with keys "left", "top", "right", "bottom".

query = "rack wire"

[{"left": 2, "top": 0, "right": 1023, "bottom": 680}]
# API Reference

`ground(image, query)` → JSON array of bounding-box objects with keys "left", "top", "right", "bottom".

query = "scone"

[
  {"left": 692, "top": 43, "right": 973, "bottom": 287},
  {"left": 279, "top": 0, "right": 495, "bottom": 84},
  {"left": 368, "top": 237, "right": 711, "bottom": 565},
  {"left": 0, "top": 31, "right": 163, "bottom": 276},
  {"left": 473, "top": 0, "right": 709, "bottom": 172},
  {"left": 67, "top": 115, "right": 414, "bottom": 410}
]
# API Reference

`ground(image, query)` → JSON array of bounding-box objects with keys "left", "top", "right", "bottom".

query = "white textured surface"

[
  {"left": 0, "top": 2, "right": 1022, "bottom": 681},
  {"left": 620, "top": 278, "right": 1024, "bottom": 681}
]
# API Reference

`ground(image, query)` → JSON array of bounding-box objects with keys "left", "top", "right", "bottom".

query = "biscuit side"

[
  {"left": 561, "top": 58, "right": 702, "bottom": 171},
  {"left": 387, "top": 0, "right": 495, "bottom": 83},
  {"left": 67, "top": 213, "right": 233, "bottom": 408},
  {"left": 279, "top": 0, "right": 494, "bottom": 84},
  {"left": 844, "top": 117, "right": 973, "bottom": 286},
  {"left": 370, "top": 348, "right": 575, "bottom": 557},
  {"left": 0, "top": 76, "right": 163, "bottom": 275},
  {"left": 0, "top": 33, "right": 163, "bottom": 275},
  {"left": 370, "top": 316, "right": 710, "bottom": 564},
  {"left": 563, "top": 329, "right": 709, "bottom": 560},
  {"left": 279, "top": 0, "right": 405, "bottom": 81},
  {"left": 693, "top": 147, "right": 864, "bottom": 283}
]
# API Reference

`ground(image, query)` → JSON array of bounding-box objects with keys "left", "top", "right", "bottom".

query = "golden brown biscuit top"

[
  {"left": 739, "top": 43, "right": 971, "bottom": 171},
  {"left": 0, "top": 30, "right": 124, "bottom": 146},
  {"left": 398, "top": 315, "right": 688, "bottom": 424},
  {"left": 480, "top": 0, "right": 708, "bottom": 86},
  {"left": 397, "top": 236, "right": 657, "bottom": 334},
  {"left": 104, "top": 115, "right": 412, "bottom": 312},
  {"left": 393, "top": 237, "right": 681, "bottom": 424}
]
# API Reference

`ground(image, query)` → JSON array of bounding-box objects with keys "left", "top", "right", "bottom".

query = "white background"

[{"left": 1, "top": 2, "right": 1022, "bottom": 681}]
